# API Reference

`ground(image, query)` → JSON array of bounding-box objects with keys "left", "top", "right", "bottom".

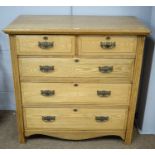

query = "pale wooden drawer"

[
  {"left": 19, "top": 58, "right": 134, "bottom": 80},
  {"left": 78, "top": 35, "right": 137, "bottom": 56},
  {"left": 21, "top": 83, "right": 131, "bottom": 106},
  {"left": 24, "top": 107, "right": 128, "bottom": 130},
  {"left": 16, "top": 35, "right": 75, "bottom": 55}
]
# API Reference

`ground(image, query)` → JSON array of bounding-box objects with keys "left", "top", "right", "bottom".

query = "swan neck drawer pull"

[
  {"left": 98, "top": 66, "right": 113, "bottom": 73},
  {"left": 40, "top": 66, "right": 54, "bottom": 73},
  {"left": 95, "top": 116, "right": 109, "bottom": 122},
  {"left": 42, "top": 116, "right": 56, "bottom": 122},
  {"left": 97, "top": 90, "right": 111, "bottom": 97},
  {"left": 38, "top": 41, "right": 54, "bottom": 49},
  {"left": 41, "top": 90, "right": 55, "bottom": 97},
  {"left": 100, "top": 42, "right": 116, "bottom": 49}
]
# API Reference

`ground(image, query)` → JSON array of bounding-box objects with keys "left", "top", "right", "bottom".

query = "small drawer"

[
  {"left": 16, "top": 35, "right": 75, "bottom": 55},
  {"left": 24, "top": 107, "right": 128, "bottom": 130},
  {"left": 21, "top": 83, "right": 131, "bottom": 106},
  {"left": 78, "top": 35, "right": 137, "bottom": 56},
  {"left": 19, "top": 58, "right": 134, "bottom": 80}
]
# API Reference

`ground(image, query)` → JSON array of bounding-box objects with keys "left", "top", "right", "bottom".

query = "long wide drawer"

[
  {"left": 16, "top": 35, "right": 75, "bottom": 55},
  {"left": 19, "top": 58, "right": 134, "bottom": 80},
  {"left": 24, "top": 107, "right": 128, "bottom": 130},
  {"left": 78, "top": 35, "right": 137, "bottom": 56},
  {"left": 21, "top": 83, "right": 131, "bottom": 106}
]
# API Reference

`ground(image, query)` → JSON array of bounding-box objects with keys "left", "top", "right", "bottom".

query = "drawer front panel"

[
  {"left": 19, "top": 58, "right": 134, "bottom": 79},
  {"left": 78, "top": 36, "right": 137, "bottom": 55},
  {"left": 16, "top": 35, "right": 75, "bottom": 55},
  {"left": 21, "top": 83, "right": 131, "bottom": 105},
  {"left": 24, "top": 107, "right": 128, "bottom": 130}
]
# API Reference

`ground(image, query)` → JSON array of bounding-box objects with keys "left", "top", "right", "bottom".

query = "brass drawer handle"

[
  {"left": 38, "top": 41, "right": 54, "bottom": 49},
  {"left": 98, "top": 66, "right": 113, "bottom": 73},
  {"left": 41, "top": 90, "right": 55, "bottom": 97},
  {"left": 42, "top": 116, "right": 56, "bottom": 122},
  {"left": 40, "top": 65, "right": 54, "bottom": 73},
  {"left": 95, "top": 116, "right": 109, "bottom": 122},
  {"left": 97, "top": 90, "right": 111, "bottom": 97},
  {"left": 100, "top": 42, "right": 116, "bottom": 49}
]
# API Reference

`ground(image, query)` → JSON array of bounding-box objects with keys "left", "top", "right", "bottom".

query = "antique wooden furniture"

[{"left": 4, "top": 15, "right": 150, "bottom": 144}]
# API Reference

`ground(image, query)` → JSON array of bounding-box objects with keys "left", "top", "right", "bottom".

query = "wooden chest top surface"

[{"left": 4, "top": 15, "right": 150, "bottom": 35}]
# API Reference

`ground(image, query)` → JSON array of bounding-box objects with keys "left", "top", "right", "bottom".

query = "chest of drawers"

[{"left": 4, "top": 15, "right": 150, "bottom": 144}]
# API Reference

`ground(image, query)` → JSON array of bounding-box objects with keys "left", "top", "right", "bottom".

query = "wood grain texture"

[
  {"left": 21, "top": 83, "right": 131, "bottom": 106},
  {"left": 20, "top": 77, "right": 132, "bottom": 84},
  {"left": 19, "top": 54, "right": 136, "bottom": 59},
  {"left": 125, "top": 37, "right": 145, "bottom": 144},
  {"left": 22, "top": 104, "right": 128, "bottom": 109},
  {"left": 25, "top": 130, "right": 126, "bottom": 140},
  {"left": 4, "top": 15, "right": 150, "bottom": 35},
  {"left": 9, "top": 36, "right": 25, "bottom": 143},
  {"left": 4, "top": 15, "right": 150, "bottom": 144},
  {"left": 78, "top": 35, "right": 137, "bottom": 55},
  {"left": 23, "top": 107, "right": 128, "bottom": 130},
  {"left": 16, "top": 35, "right": 75, "bottom": 55},
  {"left": 19, "top": 58, "right": 134, "bottom": 79}
]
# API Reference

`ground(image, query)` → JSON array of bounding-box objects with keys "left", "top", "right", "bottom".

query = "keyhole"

[
  {"left": 73, "top": 109, "right": 78, "bottom": 112},
  {"left": 74, "top": 83, "right": 79, "bottom": 87},
  {"left": 43, "top": 36, "right": 48, "bottom": 40},
  {"left": 106, "top": 36, "right": 111, "bottom": 40},
  {"left": 74, "top": 59, "right": 79, "bottom": 62}
]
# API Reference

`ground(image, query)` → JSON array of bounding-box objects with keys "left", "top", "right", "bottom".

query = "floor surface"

[{"left": 0, "top": 111, "right": 155, "bottom": 149}]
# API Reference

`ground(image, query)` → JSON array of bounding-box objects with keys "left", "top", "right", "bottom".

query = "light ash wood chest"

[{"left": 4, "top": 15, "right": 150, "bottom": 144}]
